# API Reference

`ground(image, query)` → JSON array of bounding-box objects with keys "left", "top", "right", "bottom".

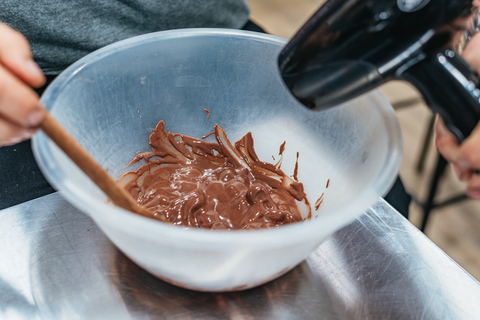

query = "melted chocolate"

[
  {"left": 118, "top": 121, "right": 310, "bottom": 230},
  {"left": 203, "top": 108, "right": 210, "bottom": 118},
  {"left": 314, "top": 193, "right": 324, "bottom": 211}
]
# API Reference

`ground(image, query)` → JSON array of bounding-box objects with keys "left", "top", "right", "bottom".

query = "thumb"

[{"left": 0, "top": 23, "right": 45, "bottom": 88}]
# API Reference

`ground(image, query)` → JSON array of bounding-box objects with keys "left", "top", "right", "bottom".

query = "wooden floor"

[{"left": 249, "top": 0, "right": 480, "bottom": 281}]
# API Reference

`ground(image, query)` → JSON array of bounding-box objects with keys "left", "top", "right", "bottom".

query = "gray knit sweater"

[{"left": 0, "top": 0, "right": 250, "bottom": 75}]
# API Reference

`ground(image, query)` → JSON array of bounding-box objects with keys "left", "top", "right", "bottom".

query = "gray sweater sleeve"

[{"left": 0, "top": 0, "right": 250, "bottom": 75}]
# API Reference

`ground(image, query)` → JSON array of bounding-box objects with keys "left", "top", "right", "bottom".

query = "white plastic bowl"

[{"left": 33, "top": 29, "right": 402, "bottom": 291}]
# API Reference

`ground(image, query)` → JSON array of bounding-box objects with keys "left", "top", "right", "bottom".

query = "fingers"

[
  {"left": 463, "top": 37, "right": 480, "bottom": 72},
  {"left": 435, "top": 116, "right": 480, "bottom": 168},
  {"left": 0, "top": 65, "right": 45, "bottom": 128},
  {"left": 435, "top": 116, "right": 480, "bottom": 197},
  {"left": 452, "top": 163, "right": 474, "bottom": 182},
  {"left": 434, "top": 117, "right": 460, "bottom": 162},
  {"left": 0, "top": 115, "right": 38, "bottom": 146},
  {"left": 0, "top": 22, "right": 46, "bottom": 147},
  {"left": 466, "top": 175, "right": 480, "bottom": 199},
  {"left": 438, "top": 5, "right": 480, "bottom": 199},
  {"left": 435, "top": 117, "right": 476, "bottom": 181},
  {"left": 0, "top": 23, "right": 45, "bottom": 88},
  {"left": 454, "top": 10, "right": 480, "bottom": 196}
]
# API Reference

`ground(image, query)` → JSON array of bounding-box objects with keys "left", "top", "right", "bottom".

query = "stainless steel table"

[{"left": 1, "top": 193, "right": 479, "bottom": 319}]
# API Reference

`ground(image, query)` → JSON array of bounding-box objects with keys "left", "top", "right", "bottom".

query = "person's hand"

[
  {"left": 461, "top": 26, "right": 480, "bottom": 72},
  {"left": 433, "top": 8, "right": 480, "bottom": 199},
  {"left": 0, "top": 22, "right": 46, "bottom": 147},
  {"left": 435, "top": 117, "right": 480, "bottom": 199}
]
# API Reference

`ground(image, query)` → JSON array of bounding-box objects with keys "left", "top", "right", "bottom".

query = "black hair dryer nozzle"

[{"left": 278, "top": 0, "right": 480, "bottom": 141}]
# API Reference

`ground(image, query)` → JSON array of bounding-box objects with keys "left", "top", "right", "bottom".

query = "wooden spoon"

[{"left": 39, "top": 110, "right": 154, "bottom": 218}]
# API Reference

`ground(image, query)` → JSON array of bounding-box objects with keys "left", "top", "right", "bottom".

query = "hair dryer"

[{"left": 278, "top": 0, "right": 480, "bottom": 141}]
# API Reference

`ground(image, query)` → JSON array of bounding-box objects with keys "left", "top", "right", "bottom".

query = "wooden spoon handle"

[{"left": 39, "top": 111, "right": 153, "bottom": 218}]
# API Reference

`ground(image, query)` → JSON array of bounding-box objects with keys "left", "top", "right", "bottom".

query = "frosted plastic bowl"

[{"left": 32, "top": 29, "right": 402, "bottom": 291}]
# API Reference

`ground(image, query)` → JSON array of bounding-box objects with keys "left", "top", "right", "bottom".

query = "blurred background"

[{"left": 249, "top": 0, "right": 480, "bottom": 281}]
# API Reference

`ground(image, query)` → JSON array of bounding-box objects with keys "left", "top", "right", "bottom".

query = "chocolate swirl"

[{"left": 119, "top": 121, "right": 310, "bottom": 230}]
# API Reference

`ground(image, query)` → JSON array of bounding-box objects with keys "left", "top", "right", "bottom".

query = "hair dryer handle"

[{"left": 401, "top": 50, "right": 480, "bottom": 142}]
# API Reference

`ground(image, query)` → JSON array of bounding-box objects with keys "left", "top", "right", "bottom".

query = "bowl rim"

[{"left": 32, "top": 28, "right": 403, "bottom": 246}]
